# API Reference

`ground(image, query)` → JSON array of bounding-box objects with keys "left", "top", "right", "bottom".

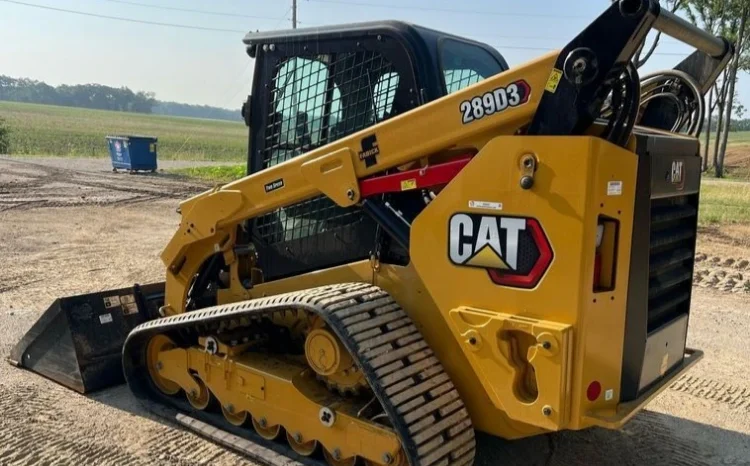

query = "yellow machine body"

[{"left": 155, "top": 52, "right": 699, "bottom": 439}]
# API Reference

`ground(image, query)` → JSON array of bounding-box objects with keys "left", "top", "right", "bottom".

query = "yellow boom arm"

[{"left": 160, "top": 53, "right": 558, "bottom": 315}]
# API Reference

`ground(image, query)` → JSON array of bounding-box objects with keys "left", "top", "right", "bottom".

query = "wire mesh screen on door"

[
  {"left": 261, "top": 51, "right": 400, "bottom": 169},
  {"left": 252, "top": 49, "right": 406, "bottom": 280}
]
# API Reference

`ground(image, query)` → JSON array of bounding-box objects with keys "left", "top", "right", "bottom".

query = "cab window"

[{"left": 441, "top": 39, "right": 505, "bottom": 94}]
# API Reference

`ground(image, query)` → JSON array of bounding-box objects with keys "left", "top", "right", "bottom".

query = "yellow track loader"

[{"left": 10, "top": 1, "right": 734, "bottom": 465}]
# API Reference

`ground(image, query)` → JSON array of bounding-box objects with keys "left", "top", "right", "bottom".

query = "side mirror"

[{"left": 241, "top": 94, "right": 252, "bottom": 127}]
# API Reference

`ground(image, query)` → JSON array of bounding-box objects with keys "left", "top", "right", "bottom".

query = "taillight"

[
  {"left": 593, "top": 218, "right": 618, "bottom": 292},
  {"left": 594, "top": 224, "right": 604, "bottom": 287},
  {"left": 587, "top": 381, "right": 602, "bottom": 401}
]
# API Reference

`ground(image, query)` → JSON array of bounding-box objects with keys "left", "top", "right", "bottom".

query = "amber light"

[{"left": 587, "top": 381, "right": 602, "bottom": 401}]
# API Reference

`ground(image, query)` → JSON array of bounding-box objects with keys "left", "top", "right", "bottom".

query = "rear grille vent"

[{"left": 647, "top": 195, "right": 698, "bottom": 331}]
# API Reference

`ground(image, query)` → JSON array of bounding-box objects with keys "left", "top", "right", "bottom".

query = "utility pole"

[{"left": 292, "top": 0, "right": 297, "bottom": 29}]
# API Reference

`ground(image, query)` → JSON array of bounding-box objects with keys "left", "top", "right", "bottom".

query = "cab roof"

[{"left": 243, "top": 20, "right": 500, "bottom": 62}]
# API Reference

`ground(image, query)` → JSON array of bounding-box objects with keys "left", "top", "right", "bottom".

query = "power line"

[
  {"left": 488, "top": 43, "right": 687, "bottom": 57},
  {"left": 455, "top": 31, "right": 683, "bottom": 46},
  {"left": 0, "top": 0, "right": 248, "bottom": 32},
  {"left": 95, "top": 0, "right": 283, "bottom": 21},
  {"left": 2, "top": 0, "right": 693, "bottom": 59},
  {"left": 304, "top": 0, "right": 590, "bottom": 19},
  {"left": 273, "top": 5, "right": 294, "bottom": 29}
]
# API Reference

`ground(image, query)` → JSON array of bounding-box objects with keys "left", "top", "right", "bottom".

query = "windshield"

[{"left": 441, "top": 39, "right": 505, "bottom": 94}]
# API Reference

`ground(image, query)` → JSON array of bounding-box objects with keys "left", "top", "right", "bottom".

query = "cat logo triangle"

[{"left": 466, "top": 245, "right": 509, "bottom": 270}]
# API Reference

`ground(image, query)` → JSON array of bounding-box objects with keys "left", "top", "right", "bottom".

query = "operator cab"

[{"left": 242, "top": 22, "right": 508, "bottom": 281}]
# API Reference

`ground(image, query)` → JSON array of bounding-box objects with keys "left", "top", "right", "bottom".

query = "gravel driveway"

[{"left": 1, "top": 157, "right": 748, "bottom": 466}]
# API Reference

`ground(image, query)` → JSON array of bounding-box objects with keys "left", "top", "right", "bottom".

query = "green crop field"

[
  {"left": 0, "top": 101, "right": 247, "bottom": 161},
  {"left": 699, "top": 179, "right": 750, "bottom": 226},
  {"left": 169, "top": 164, "right": 246, "bottom": 183},
  {"left": 728, "top": 131, "right": 750, "bottom": 145}
]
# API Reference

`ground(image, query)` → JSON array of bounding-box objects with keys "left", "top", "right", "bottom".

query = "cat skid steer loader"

[{"left": 10, "top": 1, "right": 734, "bottom": 465}]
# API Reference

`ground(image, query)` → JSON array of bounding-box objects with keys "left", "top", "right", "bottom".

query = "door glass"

[
  {"left": 266, "top": 56, "right": 342, "bottom": 167},
  {"left": 441, "top": 39, "right": 504, "bottom": 94},
  {"left": 255, "top": 50, "right": 406, "bottom": 274}
]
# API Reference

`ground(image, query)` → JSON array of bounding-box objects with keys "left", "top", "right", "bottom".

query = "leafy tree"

[
  {"left": 684, "top": 0, "right": 750, "bottom": 177},
  {"left": 633, "top": 0, "right": 686, "bottom": 67}
]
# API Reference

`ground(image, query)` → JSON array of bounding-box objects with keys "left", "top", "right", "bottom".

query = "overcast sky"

[{"left": 1, "top": 0, "right": 746, "bottom": 111}]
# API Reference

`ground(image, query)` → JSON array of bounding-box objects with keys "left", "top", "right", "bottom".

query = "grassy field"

[
  {"left": 169, "top": 164, "right": 245, "bottom": 183},
  {"left": 699, "top": 179, "right": 750, "bottom": 226},
  {"left": 727, "top": 130, "right": 750, "bottom": 145},
  {"left": 1, "top": 100, "right": 746, "bottom": 224},
  {"left": 0, "top": 101, "right": 247, "bottom": 161}
]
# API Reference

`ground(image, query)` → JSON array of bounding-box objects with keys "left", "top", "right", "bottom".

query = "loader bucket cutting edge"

[{"left": 8, "top": 282, "right": 165, "bottom": 394}]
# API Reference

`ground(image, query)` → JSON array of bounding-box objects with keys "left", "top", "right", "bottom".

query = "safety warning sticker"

[
  {"left": 607, "top": 181, "right": 623, "bottom": 196},
  {"left": 103, "top": 295, "right": 121, "bottom": 309},
  {"left": 469, "top": 200, "right": 503, "bottom": 211},
  {"left": 117, "top": 294, "right": 138, "bottom": 315},
  {"left": 545, "top": 68, "right": 563, "bottom": 93},
  {"left": 99, "top": 313, "right": 113, "bottom": 324},
  {"left": 400, "top": 179, "right": 417, "bottom": 191}
]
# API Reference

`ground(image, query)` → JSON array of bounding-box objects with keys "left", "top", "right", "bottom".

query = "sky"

[{"left": 0, "top": 0, "right": 747, "bottom": 110}]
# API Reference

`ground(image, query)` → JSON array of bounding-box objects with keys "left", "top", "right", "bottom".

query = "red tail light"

[{"left": 587, "top": 381, "right": 602, "bottom": 401}]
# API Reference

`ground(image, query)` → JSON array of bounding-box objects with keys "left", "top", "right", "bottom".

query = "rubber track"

[{"left": 123, "top": 282, "right": 476, "bottom": 466}]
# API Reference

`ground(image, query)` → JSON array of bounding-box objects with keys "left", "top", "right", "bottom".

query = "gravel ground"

[{"left": 1, "top": 157, "right": 749, "bottom": 466}]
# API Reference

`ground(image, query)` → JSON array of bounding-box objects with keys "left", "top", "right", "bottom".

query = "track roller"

[
  {"left": 323, "top": 448, "right": 357, "bottom": 466},
  {"left": 221, "top": 404, "right": 248, "bottom": 426},
  {"left": 185, "top": 376, "right": 212, "bottom": 410},
  {"left": 252, "top": 416, "right": 282, "bottom": 440},
  {"left": 364, "top": 451, "right": 408, "bottom": 466},
  {"left": 286, "top": 431, "right": 318, "bottom": 456}
]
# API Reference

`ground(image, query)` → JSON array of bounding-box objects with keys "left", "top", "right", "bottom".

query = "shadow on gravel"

[
  {"left": 476, "top": 410, "right": 750, "bottom": 466},
  {"left": 88, "top": 384, "right": 175, "bottom": 427},
  {"left": 90, "top": 384, "right": 750, "bottom": 466}
]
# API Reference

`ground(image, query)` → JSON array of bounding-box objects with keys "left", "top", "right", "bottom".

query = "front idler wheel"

[{"left": 146, "top": 334, "right": 181, "bottom": 396}]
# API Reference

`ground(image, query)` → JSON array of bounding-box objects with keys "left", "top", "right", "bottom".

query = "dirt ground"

[{"left": 1, "top": 157, "right": 749, "bottom": 466}]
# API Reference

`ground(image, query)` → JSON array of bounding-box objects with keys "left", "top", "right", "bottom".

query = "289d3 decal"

[{"left": 459, "top": 79, "right": 531, "bottom": 124}]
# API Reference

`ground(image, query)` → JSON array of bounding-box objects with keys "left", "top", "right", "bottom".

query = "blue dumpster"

[{"left": 106, "top": 135, "right": 158, "bottom": 173}]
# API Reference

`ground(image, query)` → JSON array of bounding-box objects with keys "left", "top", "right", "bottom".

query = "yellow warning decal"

[
  {"left": 545, "top": 68, "right": 563, "bottom": 93},
  {"left": 400, "top": 179, "right": 417, "bottom": 191}
]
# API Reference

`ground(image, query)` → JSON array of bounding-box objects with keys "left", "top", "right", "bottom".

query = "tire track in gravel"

[
  {"left": 0, "top": 383, "right": 246, "bottom": 466},
  {"left": 0, "top": 422, "right": 150, "bottom": 466},
  {"left": 693, "top": 253, "right": 750, "bottom": 294},
  {"left": 0, "top": 385, "right": 149, "bottom": 466},
  {"left": 0, "top": 158, "right": 206, "bottom": 212},
  {"left": 623, "top": 411, "right": 709, "bottom": 466},
  {"left": 670, "top": 375, "right": 750, "bottom": 410}
]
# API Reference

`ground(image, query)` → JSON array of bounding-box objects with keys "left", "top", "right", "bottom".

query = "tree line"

[
  {"left": 0, "top": 75, "right": 241, "bottom": 122},
  {"left": 707, "top": 118, "right": 750, "bottom": 131}
]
